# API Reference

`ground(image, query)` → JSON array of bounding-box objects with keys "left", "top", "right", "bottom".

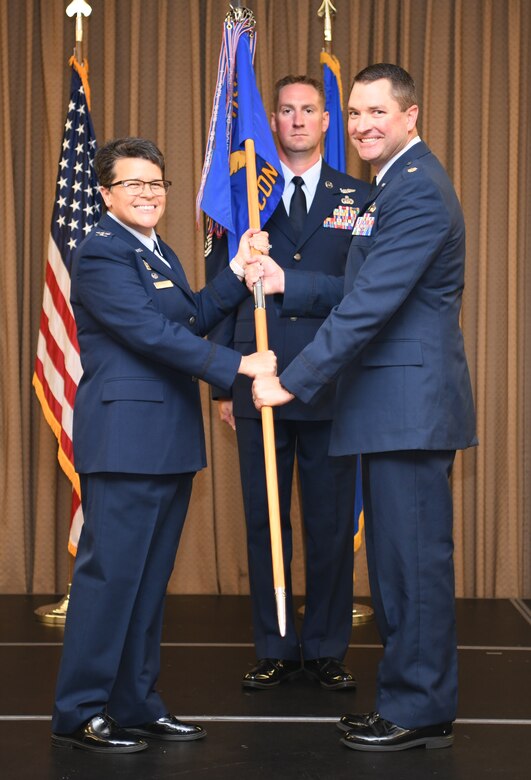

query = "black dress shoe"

[
  {"left": 336, "top": 711, "right": 376, "bottom": 732},
  {"left": 125, "top": 714, "right": 206, "bottom": 741},
  {"left": 52, "top": 713, "right": 148, "bottom": 753},
  {"left": 304, "top": 658, "right": 357, "bottom": 690},
  {"left": 340, "top": 713, "right": 453, "bottom": 751},
  {"left": 242, "top": 658, "right": 302, "bottom": 689}
]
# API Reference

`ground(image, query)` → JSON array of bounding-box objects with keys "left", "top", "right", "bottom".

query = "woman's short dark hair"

[
  {"left": 352, "top": 64, "right": 417, "bottom": 111},
  {"left": 94, "top": 137, "right": 165, "bottom": 187}
]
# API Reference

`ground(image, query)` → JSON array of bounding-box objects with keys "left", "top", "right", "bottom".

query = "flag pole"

[
  {"left": 315, "top": 0, "right": 373, "bottom": 625},
  {"left": 225, "top": 3, "right": 286, "bottom": 636},
  {"left": 66, "top": 0, "right": 91, "bottom": 64},
  {"left": 198, "top": 4, "right": 286, "bottom": 636},
  {"left": 34, "top": 0, "right": 93, "bottom": 626},
  {"left": 245, "top": 137, "right": 286, "bottom": 638},
  {"left": 317, "top": 0, "right": 335, "bottom": 53},
  {"left": 244, "top": 108, "right": 287, "bottom": 639}
]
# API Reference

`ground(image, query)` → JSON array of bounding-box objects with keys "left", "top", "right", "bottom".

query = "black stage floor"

[{"left": 1, "top": 595, "right": 530, "bottom": 779}]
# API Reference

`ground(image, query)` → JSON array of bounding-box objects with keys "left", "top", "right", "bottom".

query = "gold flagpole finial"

[
  {"left": 226, "top": 4, "right": 256, "bottom": 29},
  {"left": 66, "top": 0, "right": 92, "bottom": 63},
  {"left": 317, "top": 0, "right": 337, "bottom": 52}
]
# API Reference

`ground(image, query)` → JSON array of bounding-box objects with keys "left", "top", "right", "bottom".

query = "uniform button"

[
  {"left": 293, "top": 252, "right": 302, "bottom": 261},
  {"left": 289, "top": 316, "right": 298, "bottom": 322},
  {"left": 188, "top": 315, "right": 196, "bottom": 326}
]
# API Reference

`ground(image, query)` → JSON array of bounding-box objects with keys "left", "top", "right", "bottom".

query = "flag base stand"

[
  {"left": 298, "top": 602, "right": 373, "bottom": 625},
  {"left": 350, "top": 603, "right": 374, "bottom": 624},
  {"left": 34, "top": 584, "right": 71, "bottom": 625}
]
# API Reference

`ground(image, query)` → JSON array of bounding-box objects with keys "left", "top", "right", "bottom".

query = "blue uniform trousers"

[
  {"left": 236, "top": 417, "right": 355, "bottom": 661},
  {"left": 361, "top": 450, "right": 458, "bottom": 728},
  {"left": 52, "top": 472, "right": 194, "bottom": 733}
]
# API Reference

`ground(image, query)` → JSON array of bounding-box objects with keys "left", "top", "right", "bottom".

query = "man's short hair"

[
  {"left": 94, "top": 137, "right": 165, "bottom": 187},
  {"left": 273, "top": 75, "right": 326, "bottom": 110},
  {"left": 352, "top": 64, "right": 417, "bottom": 111}
]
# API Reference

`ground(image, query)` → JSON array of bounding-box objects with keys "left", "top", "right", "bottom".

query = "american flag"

[{"left": 32, "top": 57, "right": 102, "bottom": 555}]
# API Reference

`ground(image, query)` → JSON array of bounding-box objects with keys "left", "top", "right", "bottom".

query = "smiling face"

[
  {"left": 100, "top": 157, "right": 166, "bottom": 235},
  {"left": 347, "top": 78, "right": 418, "bottom": 172},
  {"left": 271, "top": 83, "right": 329, "bottom": 165}
]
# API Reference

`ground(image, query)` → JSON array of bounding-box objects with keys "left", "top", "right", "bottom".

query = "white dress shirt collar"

[
  {"left": 280, "top": 157, "right": 322, "bottom": 213},
  {"left": 107, "top": 212, "right": 170, "bottom": 267},
  {"left": 375, "top": 136, "right": 422, "bottom": 185}
]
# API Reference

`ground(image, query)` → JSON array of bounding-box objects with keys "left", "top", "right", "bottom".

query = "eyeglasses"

[{"left": 108, "top": 179, "right": 172, "bottom": 195}]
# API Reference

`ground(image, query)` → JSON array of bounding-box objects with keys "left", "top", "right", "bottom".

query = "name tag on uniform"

[
  {"left": 153, "top": 280, "right": 174, "bottom": 289},
  {"left": 323, "top": 205, "right": 360, "bottom": 230},
  {"left": 352, "top": 214, "right": 375, "bottom": 236}
]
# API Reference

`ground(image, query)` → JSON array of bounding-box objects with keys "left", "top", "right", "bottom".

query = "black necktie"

[
  {"left": 289, "top": 176, "right": 307, "bottom": 238},
  {"left": 369, "top": 175, "right": 378, "bottom": 198}
]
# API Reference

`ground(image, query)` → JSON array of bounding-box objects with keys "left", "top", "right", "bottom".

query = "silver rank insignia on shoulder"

[
  {"left": 143, "top": 259, "right": 152, "bottom": 270},
  {"left": 325, "top": 180, "right": 334, "bottom": 188},
  {"left": 407, "top": 167, "right": 418, "bottom": 173},
  {"left": 95, "top": 230, "right": 112, "bottom": 237},
  {"left": 204, "top": 234, "right": 213, "bottom": 257},
  {"left": 341, "top": 196, "right": 354, "bottom": 205},
  {"left": 340, "top": 188, "right": 356, "bottom": 194}
]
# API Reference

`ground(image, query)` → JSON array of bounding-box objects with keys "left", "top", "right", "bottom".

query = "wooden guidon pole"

[{"left": 244, "top": 137, "right": 286, "bottom": 637}]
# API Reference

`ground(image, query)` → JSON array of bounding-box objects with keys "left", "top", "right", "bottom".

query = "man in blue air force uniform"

[
  {"left": 51, "top": 137, "right": 274, "bottom": 754},
  {"left": 207, "top": 75, "right": 370, "bottom": 690},
  {"left": 253, "top": 64, "right": 477, "bottom": 751}
]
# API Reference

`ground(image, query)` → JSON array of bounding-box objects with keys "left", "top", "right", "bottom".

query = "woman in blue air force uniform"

[{"left": 51, "top": 137, "right": 274, "bottom": 754}]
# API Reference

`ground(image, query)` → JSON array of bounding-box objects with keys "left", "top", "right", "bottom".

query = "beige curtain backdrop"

[{"left": 0, "top": 0, "right": 529, "bottom": 597}]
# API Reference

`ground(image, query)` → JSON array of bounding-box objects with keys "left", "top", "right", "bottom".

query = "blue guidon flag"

[
  {"left": 320, "top": 51, "right": 346, "bottom": 173},
  {"left": 197, "top": 8, "right": 284, "bottom": 259},
  {"left": 320, "top": 49, "right": 364, "bottom": 552}
]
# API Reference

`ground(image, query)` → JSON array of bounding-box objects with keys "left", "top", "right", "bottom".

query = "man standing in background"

[{"left": 207, "top": 76, "right": 369, "bottom": 691}]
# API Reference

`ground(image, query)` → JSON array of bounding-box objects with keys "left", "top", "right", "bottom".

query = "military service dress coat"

[{"left": 279, "top": 141, "right": 477, "bottom": 728}]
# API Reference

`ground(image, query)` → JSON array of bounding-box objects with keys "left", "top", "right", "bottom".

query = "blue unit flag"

[
  {"left": 321, "top": 51, "right": 346, "bottom": 173},
  {"left": 197, "top": 13, "right": 284, "bottom": 259},
  {"left": 321, "top": 50, "right": 364, "bottom": 549}
]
